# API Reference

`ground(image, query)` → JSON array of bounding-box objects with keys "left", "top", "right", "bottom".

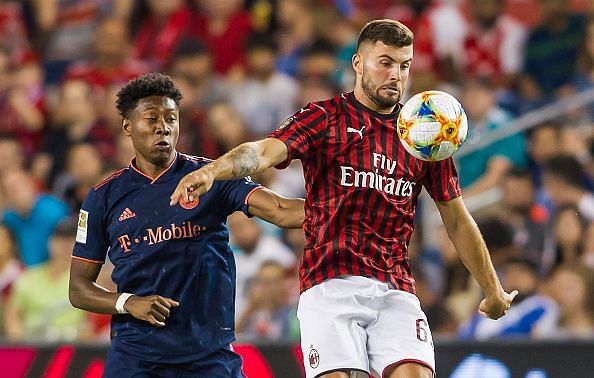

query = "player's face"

[
  {"left": 355, "top": 41, "right": 413, "bottom": 110},
  {"left": 124, "top": 96, "right": 179, "bottom": 167}
]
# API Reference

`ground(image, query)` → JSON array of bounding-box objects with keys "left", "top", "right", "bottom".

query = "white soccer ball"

[{"left": 397, "top": 90, "right": 468, "bottom": 161}]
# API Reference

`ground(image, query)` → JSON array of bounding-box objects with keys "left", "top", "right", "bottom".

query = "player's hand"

[
  {"left": 478, "top": 290, "right": 518, "bottom": 320},
  {"left": 124, "top": 295, "right": 179, "bottom": 327},
  {"left": 169, "top": 166, "right": 215, "bottom": 206}
]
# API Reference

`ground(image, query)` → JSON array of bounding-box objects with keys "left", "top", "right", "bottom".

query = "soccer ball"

[{"left": 397, "top": 90, "right": 468, "bottom": 161}]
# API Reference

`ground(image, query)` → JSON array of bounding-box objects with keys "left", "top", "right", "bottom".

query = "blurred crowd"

[{"left": 0, "top": 0, "right": 594, "bottom": 344}]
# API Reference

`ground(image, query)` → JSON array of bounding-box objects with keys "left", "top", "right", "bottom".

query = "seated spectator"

[
  {"left": 4, "top": 219, "right": 86, "bottom": 341},
  {"left": 547, "top": 206, "right": 587, "bottom": 274},
  {"left": 527, "top": 123, "right": 562, "bottom": 190},
  {"left": 206, "top": 102, "right": 252, "bottom": 156},
  {"left": 229, "top": 35, "right": 298, "bottom": 137},
  {"left": 228, "top": 212, "right": 296, "bottom": 317},
  {"left": 543, "top": 155, "right": 594, "bottom": 221},
  {"left": 459, "top": 257, "right": 558, "bottom": 339},
  {"left": 299, "top": 39, "right": 337, "bottom": 81},
  {"left": 547, "top": 264, "right": 594, "bottom": 338},
  {"left": 0, "top": 225, "right": 22, "bottom": 336},
  {"left": 236, "top": 260, "right": 299, "bottom": 342},
  {"left": 132, "top": 0, "right": 191, "bottom": 70},
  {"left": 53, "top": 143, "right": 105, "bottom": 215},
  {"left": 457, "top": 79, "right": 527, "bottom": 196},
  {"left": 520, "top": 0, "right": 586, "bottom": 105},
  {"left": 189, "top": 0, "right": 252, "bottom": 75},
  {"left": 64, "top": 17, "right": 149, "bottom": 96},
  {"left": 500, "top": 168, "right": 551, "bottom": 267},
  {"left": 1, "top": 168, "right": 68, "bottom": 266}
]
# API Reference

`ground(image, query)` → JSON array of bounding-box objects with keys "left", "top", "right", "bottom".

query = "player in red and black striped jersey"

[{"left": 172, "top": 19, "right": 518, "bottom": 378}]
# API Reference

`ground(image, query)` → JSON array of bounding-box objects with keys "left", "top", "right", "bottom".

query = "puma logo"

[{"left": 347, "top": 126, "right": 365, "bottom": 140}]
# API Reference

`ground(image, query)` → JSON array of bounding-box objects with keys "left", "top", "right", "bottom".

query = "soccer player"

[
  {"left": 170, "top": 20, "right": 518, "bottom": 378},
  {"left": 68, "top": 73, "right": 304, "bottom": 377}
]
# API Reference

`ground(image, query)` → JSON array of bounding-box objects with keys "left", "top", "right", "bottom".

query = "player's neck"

[
  {"left": 353, "top": 86, "right": 396, "bottom": 115},
  {"left": 134, "top": 153, "right": 176, "bottom": 179}
]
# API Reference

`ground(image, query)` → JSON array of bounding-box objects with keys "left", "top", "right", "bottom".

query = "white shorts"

[{"left": 297, "top": 276, "right": 435, "bottom": 378}]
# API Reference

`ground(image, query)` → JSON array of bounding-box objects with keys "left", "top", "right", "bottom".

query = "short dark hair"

[
  {"left": 245, "top": 34, "right": 278, "bottom": 53},
  {"left": 115, "top": 73, "right": 183, "bottom": 117},
  {"left": 544, "top": 154, "right": 585, "bottom": 188},
  {"left": 356, "top": 19, "right": 414, "bottom": 52}
]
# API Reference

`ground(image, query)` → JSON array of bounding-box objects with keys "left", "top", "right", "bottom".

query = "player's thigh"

[
  {"left": 366, "top": 290, "right": 435, "bottom": 378},
  {"left": 297, "top": 280, "right": 372, "bottom": 378},
  {"left": 180, "top": 345, "right": 244, "bottom": 378},
  {"left": 103, "top": 349, "right": 167, "bottom": 378},
  {"left": 385, "top": 362, "right": 433, "bottom": 378}
]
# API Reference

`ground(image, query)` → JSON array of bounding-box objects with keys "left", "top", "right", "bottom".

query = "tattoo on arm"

[{"left": 229, "top": 144, "right": 261, "bottom": 177}]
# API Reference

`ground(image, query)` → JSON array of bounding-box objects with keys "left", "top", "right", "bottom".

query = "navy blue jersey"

[{"left": 72, "top": 152, "right": 262, "bottom": 363}]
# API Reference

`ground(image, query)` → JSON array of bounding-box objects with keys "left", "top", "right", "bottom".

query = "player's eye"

[
  {"left": 146, "top": 117, "right": 157, "bottom": 121},
  {"left": 381, "top": 61, "right": 391, "bottom": 67}
]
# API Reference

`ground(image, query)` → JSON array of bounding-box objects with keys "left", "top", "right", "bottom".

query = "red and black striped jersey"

[{"left": 269, "top": 92, "right": 461, "bottom": 294}]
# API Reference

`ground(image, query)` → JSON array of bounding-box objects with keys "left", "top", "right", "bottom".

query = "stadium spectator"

[
  {"left": 0, "top": 0, "right": 30, "bottom": 58},
  {"left": 521, "top": 0, "right": 586, "bottom": 103},
  {"left": 547, "top": 264, "right": 594, "bottom": 338},
  {"left": 1, "top": 168, "right": 68, "bottom": 266},
  {"left": 29, "top": 0, "right": 105, "bottom": 84},
  {"left": 236, "top": 260, "right": 299, "bottom": 342},
  {"left": 298, "top": 39, "right": 338, "bottom": 81},
  {"left": 228, "top": 212, "right": 296, "bottom": 317},
  {"left": 0, "top": 136, "right": 26, "bottom": 173},
  {"left": 549, "top": 206, "right": 587, "bottom": 272},
  {"left": 37, "top": 79, "right": 107, "bottom": 185},
  {"left": 206, "top": 102, "right": 252, "bottom": 156},
  {"left": 459, "top": 257, "right": 558, "bottom": 340},
  {"left": 229, "top": 35, "right": 298, "bottom": 137},
  {"left": 53, "top": 143, "right": 105, "bottom": 215},
  {"left": 457, "top": 79, "right": 527, "bottom": 195},
  {"left": 526, "top": 123, "right": 562, "bottom": 195},
  {"left": 132, "top": 0, "right": 191, "bottom": 70},
  {"left": 275, "top": 0, "right": 315, "bottom": 76},
  {"left": 582, "top": 222, "right": 594, "bottom": 269},
  {"left": 0, "top": 52, "right": 46, "bottom": 158},
  {"left": 458, "top": 0, "right": 526, "bottom": 87},
  {"left": 189, "top": 0, "right": 252, "bottom": 75},
  {"left": 0, "top": 224, "right": 22, "bottom": 336},
  {"left": 500, "top": 168, "right": 551, "bottom": 266},
  {"left": 4, "top": 219, "right": 86, "bottom": 341},
  {"left": 64, "top": 17, "right": 149, "bottom": 95},
  {"left": 542, "top": 154, "right": 594, "bottom": 221}
]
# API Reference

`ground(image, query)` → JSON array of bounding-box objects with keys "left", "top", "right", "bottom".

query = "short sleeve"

[
  {"left": 218, "top": 176, "right": 263, "bottom": 217},
  {"left": 71, "top": 189, "right": 108, "bottom": 264},
  {"left": 268, "top": 102, "right": 328, "bottom": 169},
  {"left": 423, "top": 157, "right": 462, "bottom": 201}
]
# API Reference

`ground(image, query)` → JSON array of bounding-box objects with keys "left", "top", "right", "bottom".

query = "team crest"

[
  {"left": 277, "top": 116, "right": 294, "bottom": 130},
  {"left": 179, "top": 187, "right": 199, "bottom": 209},
  {"left": 309, "top": 347, "right": 319, "bottom": 368},
  {"left": 76, "top": 210, "right": 89, "bottom": 244}
]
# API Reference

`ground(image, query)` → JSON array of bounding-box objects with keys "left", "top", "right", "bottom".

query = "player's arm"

[
  {"left": 247, "top": 187, "right": 304, "bottom": 229},
  {"left": 69, "top": 259, "right": 179, "bottom": 327},
  {"left": 435, "top": 196, "right": 518, "bottom": 319},
  {"left": 170, "top": 138, "right": 288, "bottom": 205}
]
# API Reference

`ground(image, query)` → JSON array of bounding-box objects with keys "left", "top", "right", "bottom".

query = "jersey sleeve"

[
  {"left": 423, "top": 157, "right": 462, "bottom": 201},
  {"left": 268, "top": 102, "right": 328, "bottom": 169},
  {"left": 218, "top": 176, "right": 263, "bottom": 217},
  {"left": 71, "top": 189, "right": 108, "bottom": 264}
]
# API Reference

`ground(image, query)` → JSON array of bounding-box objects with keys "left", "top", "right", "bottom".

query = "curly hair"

[{"left": 115, "top": 73, "right": 183, "bottom": 117}]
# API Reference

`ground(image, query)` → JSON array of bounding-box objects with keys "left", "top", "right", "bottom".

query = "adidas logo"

[{"left": 118, "top": 208, "right": 136, "bottom": 221}]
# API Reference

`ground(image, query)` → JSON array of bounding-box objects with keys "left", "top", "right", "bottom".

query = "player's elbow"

[{"left": 68, "top": 282, "right": 84, "bottom": 309}]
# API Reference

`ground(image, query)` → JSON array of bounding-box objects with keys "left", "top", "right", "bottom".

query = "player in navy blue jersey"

[
  {"left": 171, "top": 20, "right": 518, "bottom": 378},
  {"left": 68, "top": 73, "right": 304, "bottom": 377}
]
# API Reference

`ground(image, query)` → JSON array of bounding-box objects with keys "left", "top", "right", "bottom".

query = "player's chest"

[
  {"left": 105, "top": 187, "right": 220, "bottom": 250},
  {"left": 325, "top": 123, "right": 425, "bottom": 181}
]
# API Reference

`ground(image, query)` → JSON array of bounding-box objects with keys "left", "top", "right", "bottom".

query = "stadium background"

[{"left": 1, "top": 0, "right": 594, "bottom": 376}]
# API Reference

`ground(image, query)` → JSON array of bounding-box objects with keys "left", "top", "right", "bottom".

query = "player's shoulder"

[
  {"left": 178, "top": 153, "right": 213, "bottom": 171},
  {"left": 92, "top": 166, "right": 130, "bottom": 193}
]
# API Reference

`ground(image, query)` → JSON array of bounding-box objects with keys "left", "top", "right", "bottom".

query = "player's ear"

[
  {"left": 352, "top": 53, "right": 363, "bottom": 75},
  {"left": 122, "top": 118, "right": 131, "bottom": 136}
]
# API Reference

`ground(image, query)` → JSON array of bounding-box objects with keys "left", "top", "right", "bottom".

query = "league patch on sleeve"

[{"left": 76, "top": 210, "right": 89, "bottom": 244}]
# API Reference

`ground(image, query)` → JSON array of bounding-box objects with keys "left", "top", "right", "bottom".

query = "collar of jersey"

[
  {"left": 129, "top": 152, "right": 179, "bottom": 184},
  {"left": 346, "top": 91, "right": 401, "bottom": 121}
]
